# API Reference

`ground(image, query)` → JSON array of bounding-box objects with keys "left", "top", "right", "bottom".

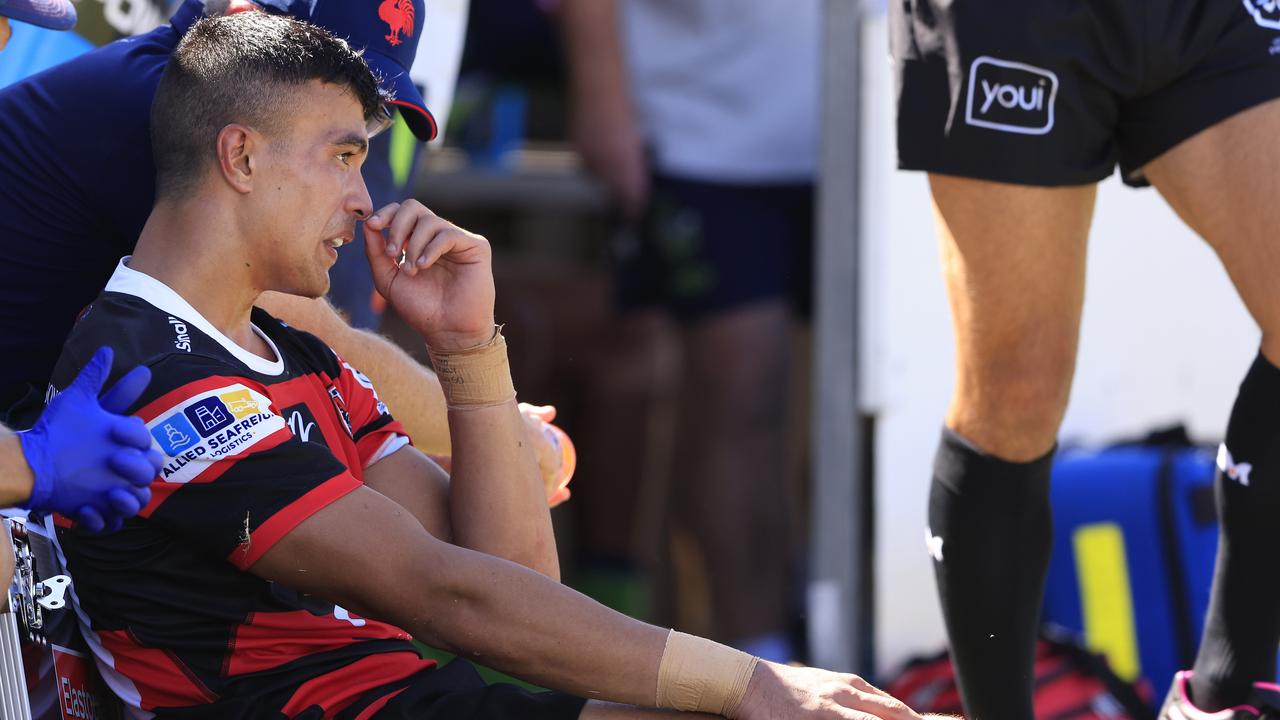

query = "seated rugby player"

[{"left": 46, "top": 12, "right": 919, "bottom": 720}]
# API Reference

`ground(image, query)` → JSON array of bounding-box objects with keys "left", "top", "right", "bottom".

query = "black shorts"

[
  {"left": 359, "top": 658, "right": 586, "bottom": 719},
  {"left": 613, "top": 174, "right": 814, "bottom": 321},
  {"left": 892, "top": 0, "right": 1280, "bottom": 186}
]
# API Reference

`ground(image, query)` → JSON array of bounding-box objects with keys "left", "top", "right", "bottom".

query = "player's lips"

[{"left": 325, "top": 236, "right": 351, "bottom": 249}]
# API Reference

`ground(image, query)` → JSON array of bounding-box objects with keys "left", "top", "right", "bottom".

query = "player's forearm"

[
  {"left": 417, "top": 542, "right": 666, "bottom": 707},
  {"left": 256, "top": 293, "right": 453, "bottom": 454},
  {"left": 446, "top": 398, "right": 560, "bottom": 579},
  {"left": 0, "top": 430, "right": 35, "bottom": 507}
]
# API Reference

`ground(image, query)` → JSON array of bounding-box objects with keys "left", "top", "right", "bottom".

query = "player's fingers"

[
  {"left": 845, "top": 674, "right": 893, "bottom": 698},
  {"left": 363, "top": 220, "right": 400, "bottom": 292},
  {"left": 99, "top": 363, "right": 152, "bottom": 414},
  {"left": 831, "top": 684, "right": 919, "bottom": 720},
  {"left": 364, "top": 202, "right": 401, "bottom": 239},
  {"left": 838, "top": 709, "right": 889, "bottom": 720},
  {"left": 385, "top": 199, "right": 433, "bottom": 259},
  {"left": 401, "top": 216, "right": 452, "bottom": 276},
  {"left": 105, "top": 487, "right": 142, "bottom": 517},
  {"left": 109, "top": 415, "right": 154, "bottom": 451},
  {"left": 75, "top": 506, "right": 106, "bottom": 533},
  {"left": 413, "top": 227, "right": 477, "bottom": 273},
  {"left": 109, "top": 448, "right": 160, "bottom": 486}
]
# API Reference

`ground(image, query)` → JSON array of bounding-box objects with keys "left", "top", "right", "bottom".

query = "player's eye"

[{"left": 337, "top": 152, "right": 355, "bottom": 166}]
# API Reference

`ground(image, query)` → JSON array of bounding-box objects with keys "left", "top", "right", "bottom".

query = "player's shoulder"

[{"left": 54, "top": 291, "right": 251, "bottom": 407}]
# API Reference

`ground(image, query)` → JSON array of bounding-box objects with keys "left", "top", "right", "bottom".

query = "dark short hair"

[{"left": 150, "top": 11, "right": 384, "bottom": 201}]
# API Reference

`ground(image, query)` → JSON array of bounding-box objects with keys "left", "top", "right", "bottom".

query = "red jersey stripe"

[
  {"left": 135, "top": 375, "right": 271, "bottom": 423},
  {"left": 139, "top": 425, "right": 293, "bottom": 519},
  {"left": 227, "top": 473, "right": 361, "bottom": 570},
  {"left": 98, "top": 629, "right": 218, "bottom": 709},
  {"left": 226, "top": 609, "right": 412, "bottom": 677},
  {"left": 279, "top": 651, "right": 434, "bottom": 719}
]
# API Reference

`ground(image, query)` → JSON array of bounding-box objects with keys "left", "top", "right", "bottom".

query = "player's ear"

[{"left": 215, "top": 123, "right": 257, "bottom": 194}]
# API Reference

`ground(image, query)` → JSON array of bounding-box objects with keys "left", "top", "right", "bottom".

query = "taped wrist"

[
  {"left": 655, "top": 630, "right": 759, "bottom": 717},
  {"left": 426, "top": 327, "right": 517, "bottom": 410}
]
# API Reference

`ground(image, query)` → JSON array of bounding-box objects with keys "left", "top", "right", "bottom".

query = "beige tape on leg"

[
  {"left": 655, "top": 630, "right": 759, "bottom": 717},
  {"left": 427, "top": 327, "right": 517, "bottom": 410}
]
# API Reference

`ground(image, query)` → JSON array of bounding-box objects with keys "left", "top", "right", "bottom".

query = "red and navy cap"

[
  {"left": 0, "top": 0, "right": 76, "bottom": 30},
  {"left": 310, "top": 0, "right": 438, "bottom": 142}
]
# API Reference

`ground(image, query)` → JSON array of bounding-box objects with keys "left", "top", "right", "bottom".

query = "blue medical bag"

[{"left": 1042, "top": 431, "right": 1220, "bottom": 707}]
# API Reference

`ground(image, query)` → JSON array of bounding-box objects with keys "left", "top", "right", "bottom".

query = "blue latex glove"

[{"left": 18, "top": 346, "right": 164, "bottom": 533}]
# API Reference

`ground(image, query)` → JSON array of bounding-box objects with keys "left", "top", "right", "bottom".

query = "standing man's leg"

[
  {"left": 674, "top": 298, "right": 793, "bottom": 655},
  {"left": 927, "top": 176, "right": 1095, "bottom": 720},
  {"left": 1143, "top": 97, "right": 1280, "bottom": 712}
]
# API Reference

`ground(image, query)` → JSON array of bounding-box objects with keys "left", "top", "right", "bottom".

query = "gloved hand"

[{"left": 19, "top": 346, "right": 164, "bottom": 533}]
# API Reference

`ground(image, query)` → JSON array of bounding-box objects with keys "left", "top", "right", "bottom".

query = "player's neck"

[{"left": 132, "top": 204, "right": 273, "bottom": 361}]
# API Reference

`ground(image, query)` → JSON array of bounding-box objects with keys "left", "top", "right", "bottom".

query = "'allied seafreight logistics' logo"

[{"left": 149, "top": 384, "right": 284, "bottom": 484}]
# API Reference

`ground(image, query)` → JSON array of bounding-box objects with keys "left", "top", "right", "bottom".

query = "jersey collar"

[{"left": 105, "top": 257, "right": 285, "bottom": 376}]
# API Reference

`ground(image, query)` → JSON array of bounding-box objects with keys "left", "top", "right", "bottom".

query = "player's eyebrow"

[{"left": 330, "top": 133, "right": 368, "bottom": 153}]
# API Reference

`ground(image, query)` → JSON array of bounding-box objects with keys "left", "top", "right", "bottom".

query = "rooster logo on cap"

[{"left": 378, "top": 0, "right": 415, "bottom": 47}]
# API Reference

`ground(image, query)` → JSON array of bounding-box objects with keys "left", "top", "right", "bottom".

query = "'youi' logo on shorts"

[
  {"left": 964, "top": 56, "right": 1059, "bottom": 135},
  {"left": 1244, "top": 0, "right": 1280, "bottom": 30}
]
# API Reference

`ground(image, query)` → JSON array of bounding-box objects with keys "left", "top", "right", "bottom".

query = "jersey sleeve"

[
  {"left": 131, "top": 358, "right": 361, "bottom": 570},
  {"left": 331, "top": 355, "right": 410, "bottom": 468}
]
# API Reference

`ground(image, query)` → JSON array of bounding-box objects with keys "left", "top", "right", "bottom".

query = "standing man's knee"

[{"left": 948, "top": 343, "right": 1076, "bottom": 461}]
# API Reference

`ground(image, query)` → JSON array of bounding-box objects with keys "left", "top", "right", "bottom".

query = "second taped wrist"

[{"left": 655, "top": 630, "right": 759, "bottom": 717}]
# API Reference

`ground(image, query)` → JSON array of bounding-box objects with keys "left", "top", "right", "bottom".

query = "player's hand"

[
  {"left": 363, "top": 200, "right": 495, "bottom": 351},
  {"left": 735, "top": 662, "right": 922, "bottom": 720},
  {"left": 519, "top": 403, "right": 576, "bottom": 507},
  {"left": 19, "top": 346, "right": 163, "bottom": 533}
]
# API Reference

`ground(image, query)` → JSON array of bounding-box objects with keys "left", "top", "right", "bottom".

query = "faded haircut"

[{"left": 150, "top": 11, "right": 384, "bottom": 201}]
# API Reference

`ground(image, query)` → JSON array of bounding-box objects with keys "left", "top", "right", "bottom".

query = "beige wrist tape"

[
  {"left": 655, "top": 630, "right": 759, "bottom": 717},
  {"left": 427, "top": 327, "right": 517, "bottom": 410}
]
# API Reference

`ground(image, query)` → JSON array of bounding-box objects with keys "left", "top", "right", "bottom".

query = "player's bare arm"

[
  {"left": 362, "top": 198, "right": 558, "bottom": 579},
  {"left": 256, "top": 291, "right": 572, "bottom": 503},
  {"left": 247, "top": 198, "right": 921, "bottom": 719},
  {"left": 252, "top": 483, "right": 921, "bottom": 720}
]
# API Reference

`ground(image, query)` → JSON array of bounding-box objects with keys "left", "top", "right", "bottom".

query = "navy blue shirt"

[
  {"left": 0, "top": 1, "right": 204, "bottom": 415},
  {"left": 0, "top": 0, "right": 416, "bottom": 419}
]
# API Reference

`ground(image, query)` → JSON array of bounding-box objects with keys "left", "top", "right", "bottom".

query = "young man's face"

[{"left": 245, "top": 80, "right": 373, "bottom": 298}]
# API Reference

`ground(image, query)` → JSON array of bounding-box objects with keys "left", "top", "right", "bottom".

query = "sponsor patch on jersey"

[
  {"left": 147, "top": 384, "right": 285, "bottom": 484},
  {"left": 282, "top": 402, "right": 328, "bottom": 449},
  {"left": 327, "top": 384, "right": 354, "bottom": 436},
  {"left": 343, "top": 361, "right": 389, "bottom": 416}
]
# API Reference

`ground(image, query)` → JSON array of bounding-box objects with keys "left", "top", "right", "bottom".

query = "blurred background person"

[{"left": 558, "top": 0, "right": 821, "bottom": 662}]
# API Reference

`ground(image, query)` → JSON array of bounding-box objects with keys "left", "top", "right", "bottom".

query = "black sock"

[
  {"left": 928, "top": 428, "right": 1054, "bottom": 720},
  {"left": 1190, "top": 352, "right": 1280, "bottom": 710}
]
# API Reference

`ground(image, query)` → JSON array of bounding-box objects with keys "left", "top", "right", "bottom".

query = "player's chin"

[{"left": 278, "top": 273, "right": 330, "bottom": 301}]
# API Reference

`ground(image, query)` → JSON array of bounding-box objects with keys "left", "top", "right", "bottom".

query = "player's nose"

[{"left": 347, "top": 173, "right": 374, "bottom": 220}]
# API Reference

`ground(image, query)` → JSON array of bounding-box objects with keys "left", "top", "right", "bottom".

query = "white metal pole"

[{"left": 808, "top": 0, "right": 865, "bottom": 673}]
